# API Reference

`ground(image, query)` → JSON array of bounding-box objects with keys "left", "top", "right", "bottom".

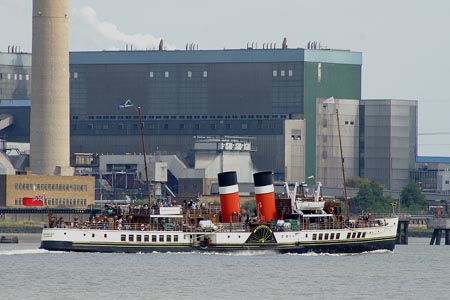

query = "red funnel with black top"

[
  {"left": 218, "top": 171, "right": 240, "bottom": 223},
  {"left": 253, "top": 171, "right": 276, "bottom": 222}
]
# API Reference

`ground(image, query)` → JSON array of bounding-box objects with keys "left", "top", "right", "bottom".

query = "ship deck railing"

[{"left": 127, "top": 207, "right": 221, "bottom": 216}]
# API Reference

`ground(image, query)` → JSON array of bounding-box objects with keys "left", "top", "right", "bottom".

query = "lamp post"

[{"left": 119, "top": 99, "right": 152, "bottom": 207}]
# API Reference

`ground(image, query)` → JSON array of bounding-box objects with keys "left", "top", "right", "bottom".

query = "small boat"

[
  {"left": 0, "top": 235, "right": 19, "bottom": 243},
  {"left": 40, "top": 171, "right": 398, "bottom": 254}
]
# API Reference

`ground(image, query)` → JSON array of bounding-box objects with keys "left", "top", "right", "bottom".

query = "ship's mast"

[
  {"left": 137, "top": 106, "right": 152, "bottom": 207},
  {"left": 120, "top": 99, "right": 152, "bottom": 207},
  {"left": 336, "top": 108, "right": 350, "bottom": 218}
]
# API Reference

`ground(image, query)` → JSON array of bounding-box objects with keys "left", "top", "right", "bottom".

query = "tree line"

[{"left": 346, "top": 177, "right": 426, "bottom": 214}]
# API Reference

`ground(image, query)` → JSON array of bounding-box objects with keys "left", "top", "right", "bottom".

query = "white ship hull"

[{"left": 40, "top": 217, "right": 398, "bottom": 254}]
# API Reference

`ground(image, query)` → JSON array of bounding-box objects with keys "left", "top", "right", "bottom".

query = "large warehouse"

[
  {"left": 68, "top": 47, "right": 361, "bottom": 182},
  {"left": 0, "top": 46, "right": 417, "bottom": 192}
]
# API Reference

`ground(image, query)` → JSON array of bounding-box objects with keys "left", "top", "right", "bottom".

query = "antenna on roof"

[{"left": 282, "top": 37, "right": 287, "bottom": 49}]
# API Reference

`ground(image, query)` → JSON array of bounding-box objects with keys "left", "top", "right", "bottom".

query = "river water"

[{"left": 0, "top": 235, "right": 449, "bottom": 300}]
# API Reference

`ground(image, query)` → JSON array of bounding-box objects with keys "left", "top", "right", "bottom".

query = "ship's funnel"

[
  {"left": 218, "top": 171, "right": 240, "bottom": 223},
  {"left": 253, "top": 171, "right": 277, "bottom": 222}
]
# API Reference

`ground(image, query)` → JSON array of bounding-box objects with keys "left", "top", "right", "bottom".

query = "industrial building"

[
  {"left": 359, "top": 99, "right": 418, "bottom": 191},
  {"left": 68, "top": 47, "right": 362, "bottom": 184},
  {"left": 0, "top": 174, "right": 95, "bottom": 208},
  {"left": 411, "top": 156, "right": 450, "bottom": 193},
  {"left": 1, "top": 45, "right": 420, "bottom": 198}
]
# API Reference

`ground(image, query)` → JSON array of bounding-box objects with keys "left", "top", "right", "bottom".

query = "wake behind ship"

[{"left": 40, "top": 171, "right": 398, "bottom": 254}]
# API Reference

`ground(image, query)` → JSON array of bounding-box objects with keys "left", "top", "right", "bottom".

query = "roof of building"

[
  {"left": 69, "top": 48, "right": 362, "bottom": 65},
  {"left": 416, "top": 156, "right": 450, "bottom": 164},
  {"left": 0, "top": 53, "right": 32, "bottom": 67}
]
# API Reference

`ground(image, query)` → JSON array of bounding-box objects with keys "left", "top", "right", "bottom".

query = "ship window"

[
  {"left": 104, "top": 234, "right": 107, "bottom": 238},
  {"left": 137, "top": 235, "right": 142, "bottom": 242},
  {"left": 129, "top": 235, "right": 134, "bottom": 242},
  {"left": 347, "top": 232, "right": 351, "bottom": 239},
  {"left": 324, "top": 233, "right": 329, "bottom": 240},
  {"left": 144, "top": 235, "right": 149, "bottom": 242},
  {"left": 159, "top": 235, "right": 164, "bottom": 242},
  {"left": 312, "top": 233, "right": 317, "bottom": 240},
  {"left": 330, "top": 233, "right": 335, "bottom": 240},
  {"left": 336, "top": 233, "right": 340, "bottom": 239},
  {"left": 356, "top": 232, "right": 361, "bottom": 238},
  {"left": 167, "top": 235, "right": 171, "bottom": 242},
  {"left": 92, "top": 234, "right": 95, "bottom": 238},
  {"left": 152, "top": 235, "right": 157, "bottom": 242},
  {"left": 362, "top": 232, "right": 366, "bottom": 238},
  {"left": 174, "top": 235, "right": 178, "bottom": 242},
  {"left": 318, "top": 233, "right": 323, "bottom": 240},
  {"left": 351, "top": 232, "right": 357, "bottom": 239}
]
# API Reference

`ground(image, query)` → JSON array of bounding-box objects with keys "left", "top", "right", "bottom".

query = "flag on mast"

[
  {"left": 323, "top": 97, "right": 335, "bottom": 104},
  {"left": 119, "top": 99, "right": 134, "bottom": 109}
]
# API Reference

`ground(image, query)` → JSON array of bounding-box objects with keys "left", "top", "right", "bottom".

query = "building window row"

[
  {"left": 15, "top": 183, "right": 88, "bottom": 192},
  {"left": 80, "top": 114, "right": 288, "bottom": 121},
  {"left": 149, "top": 71, "right": 208, "bottom": 78},
  {"left": 273, "top": 69, "right": 294, "bottom": 77},
  {"left": 15, "top": 198, "right": 87, "bottom": 206},
  {"left": 0, "top": 73, "right": 30, "bottom": 81},
  {"left": 81, "top": 121, "right": 279, "bottom": 131},
  {"left": 70, "top": 72, "right": 79, "bottom": 79}
]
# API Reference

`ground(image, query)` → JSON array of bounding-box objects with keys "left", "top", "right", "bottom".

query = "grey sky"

[{"left": 1, "top": 0, "right": 449, "bottom": 156}]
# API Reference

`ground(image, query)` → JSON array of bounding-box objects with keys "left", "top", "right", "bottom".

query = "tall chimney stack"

[{"left": 30, "top": 0, "right": 72, "bottom": 175}]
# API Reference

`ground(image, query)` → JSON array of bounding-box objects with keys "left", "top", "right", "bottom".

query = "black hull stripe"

[{"left": 41, "top": 238, "right": 396, "bottom": 254}]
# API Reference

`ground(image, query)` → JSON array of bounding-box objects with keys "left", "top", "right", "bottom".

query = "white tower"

[{"left": 30, "top": 0, "right": 72, "bottom": 175}]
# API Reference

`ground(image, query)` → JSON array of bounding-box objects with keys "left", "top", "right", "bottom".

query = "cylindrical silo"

[{"left": 30, "top": 0, "right": 71, "bottom": 175}]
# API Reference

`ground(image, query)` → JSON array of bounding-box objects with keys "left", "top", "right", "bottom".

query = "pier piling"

[
  {"left": 428, "top": 217, "right": 450, "bottom": 245},
  {"left": 396, "top": 214, "right": 410, "bottom": 245}
]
